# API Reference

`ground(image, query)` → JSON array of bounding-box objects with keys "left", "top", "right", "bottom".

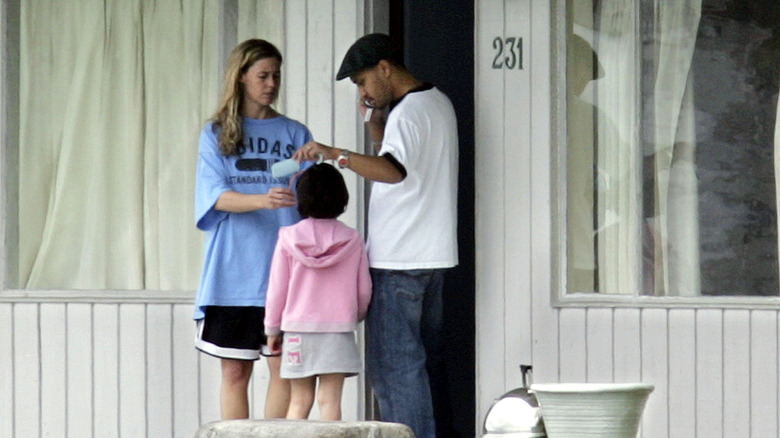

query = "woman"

[{"left": 193, "top": 39, "right": 311, "bottom": 420}]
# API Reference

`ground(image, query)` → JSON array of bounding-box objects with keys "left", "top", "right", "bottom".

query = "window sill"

[
  {"left": 555, "top": 292, "right": 780, "bottom": 310},
  {"left": 0, "top": 289, "right": 194, "bottom": 304}
]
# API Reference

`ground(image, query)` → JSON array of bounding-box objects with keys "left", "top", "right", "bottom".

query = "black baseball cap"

[{"left": 336, "top": 33, "right": 401, "bottom": 81}]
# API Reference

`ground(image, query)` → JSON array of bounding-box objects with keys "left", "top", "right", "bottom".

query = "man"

[{"left": 295, "top": 33, "right": 458, "bottom": 438}]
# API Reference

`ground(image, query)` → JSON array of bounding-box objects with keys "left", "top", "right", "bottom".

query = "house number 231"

[{"left": 492, "top": 37, "right": 523, "bottom": 70}]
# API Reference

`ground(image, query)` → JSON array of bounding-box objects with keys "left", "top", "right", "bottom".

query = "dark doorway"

[{"left": 389, "top": 2, "right": 476, "bottom": 437}]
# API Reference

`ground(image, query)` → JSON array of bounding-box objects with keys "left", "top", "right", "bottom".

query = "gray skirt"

[{"left": 280, "top": 332, "right": 362, "bottom": 379}]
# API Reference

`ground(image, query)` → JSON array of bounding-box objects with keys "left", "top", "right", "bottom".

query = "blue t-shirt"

[{"left": 194, "top": 116, "right": 312, "bottom": 319}]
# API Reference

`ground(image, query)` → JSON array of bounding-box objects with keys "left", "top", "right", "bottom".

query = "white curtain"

[
  {"left": 592, "top": 0, "right": 701, "bottom": 295},
  {"left": 592, "top": 0, "right": 642, "bottom": 294},
  {"left": 18, "top": 1, "right": 245, "bottom": 290},
  {"left": 649, "top": 0, "right": 702, "bottom": 296}
]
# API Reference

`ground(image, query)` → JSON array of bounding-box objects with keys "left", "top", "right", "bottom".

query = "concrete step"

[{"left": 195, "top": 419, "right": 416, "bottom": 438}]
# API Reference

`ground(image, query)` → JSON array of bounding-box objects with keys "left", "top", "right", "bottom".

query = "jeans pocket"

[{"left": 387, "top": 270, "right": 428, "bottom": 301}]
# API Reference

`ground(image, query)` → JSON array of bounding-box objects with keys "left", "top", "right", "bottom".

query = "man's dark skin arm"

[
  {"left": 293, "top": 142, "right": 404, "bottom": 184},
  {"left": 292, "top": 106, "right": 405, "bottom": 183}
]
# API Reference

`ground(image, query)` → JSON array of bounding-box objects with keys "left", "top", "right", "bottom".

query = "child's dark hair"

[{"left": 297, "top": 163, "right": 349, "bottom": 219}]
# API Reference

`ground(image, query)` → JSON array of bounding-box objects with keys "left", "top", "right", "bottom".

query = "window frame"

[
  {"left": 0, "top": 0, "right": 235, "bottom": 304},
  {"left": 550, "top": 0, "right": 780, "bottom": 309}
]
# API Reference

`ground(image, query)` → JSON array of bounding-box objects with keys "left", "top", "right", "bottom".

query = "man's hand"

[{"left": 294, "top": 141, "right": 339, "bottom": 162}]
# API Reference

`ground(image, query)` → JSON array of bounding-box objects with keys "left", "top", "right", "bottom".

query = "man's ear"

[{"left": 376, "top": 59, "right": 393, "bottom": 78}]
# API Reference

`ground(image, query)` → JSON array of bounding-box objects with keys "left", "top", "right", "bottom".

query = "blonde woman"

[{"left": 193, "top": 39, "right": 312, "bottom": 420}]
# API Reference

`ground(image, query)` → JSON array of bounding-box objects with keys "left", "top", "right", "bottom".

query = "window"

[
  {"left": 565, "top": 0, "right": 780, "bottom": 297},
  {"left": 3, "top": 0, "right": 284, "bottom": 292}
]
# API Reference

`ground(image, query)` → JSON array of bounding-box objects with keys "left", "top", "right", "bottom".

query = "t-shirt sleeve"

[
  {"left": 379, "top": 115, "right": 419, "bottom": 169},
  {"left": 195, "top": 125, "right": 229, "bottom": 230}
]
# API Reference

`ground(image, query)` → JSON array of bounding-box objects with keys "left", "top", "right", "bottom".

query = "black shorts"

[{"left": 195, "top": 306, "right": 277, "bottom": 360}]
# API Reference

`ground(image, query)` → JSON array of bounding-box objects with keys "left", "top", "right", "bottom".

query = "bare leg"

[
  {"left": 286, "top": 376, "right": 317, "bottom": 419},
  {"left": 264, "top": 355, "right": 291, "bottom": 418},
  {"left": 317, "top": 373, "right": 346, "bottom": 421},
  {"left": 220, "top": 359, "right": 254, "bottom": 420}
]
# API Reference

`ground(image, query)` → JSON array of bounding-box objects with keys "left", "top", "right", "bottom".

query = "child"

[{"left": 264, "top": 163, "right": 372, "bottom": 421}]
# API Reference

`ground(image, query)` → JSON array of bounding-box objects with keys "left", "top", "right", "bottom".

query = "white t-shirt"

[{"left": 367, "top": 86, "right": 459, "bottom": 269}]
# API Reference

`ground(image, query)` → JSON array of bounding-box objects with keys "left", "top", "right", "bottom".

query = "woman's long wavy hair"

[{"left": 211, "top": 39, "right": 283, "bottom": 156}]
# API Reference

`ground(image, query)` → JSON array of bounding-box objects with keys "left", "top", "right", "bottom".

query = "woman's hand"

[
  {"left": 263, "top": 187, "right": 297, "bottom": 210},
  {"left": 214, "top": 188, "right": 296, "bottom": 212}
]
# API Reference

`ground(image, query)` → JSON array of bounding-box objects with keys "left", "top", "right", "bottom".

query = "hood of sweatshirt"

[{"left": 278, "top": 218, "right": 363, "bottom": 269}]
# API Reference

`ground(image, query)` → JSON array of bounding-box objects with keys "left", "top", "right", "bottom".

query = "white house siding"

[
  {"left": 475, "top": 1, "right": 780, "bottom": 437},
  {"left": 0, "top": 1, "right": 374, "bottom": 437}
]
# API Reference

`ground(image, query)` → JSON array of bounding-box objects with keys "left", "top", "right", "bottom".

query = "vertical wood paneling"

[
  {"left": 0, "top": 304, "right": 13, "bottom": 438},
  {"left": 586, "top": 308, "right": 613, "bottom": 382},
  {"left": 333, "top": 0, "right": 363, "bottom": 231},
  {"left": 119, "top": 304, "right": 146, "bottom": 438},
  {"left": 558, "top": 308, "right": 587, "bottom": 382},
  {"left": 13, "top": 304, "right": 39, "bottom": 438},
  {"left": 66, "top": 303, "right": 93, "bottom": 438},
  {"left": 172, "top": 304, "right": 200, "bottom": 437},
  {"left": 528, "top": 0, "right": 559, "bottom": 393},
  {"left": 94, "top": 304, "right": 120, "bottom": 438},
  {"left": 503, "top": 0, "right": 533, "bottom": 378},
  {"left": 198, "top": 341, "right": 222, "bottom": 423},
  {"left": 305, "top": 1, "right": 335, "bottom": 143},
  {"left": 640, "top": 309, "right": 668, "bottom": 438},
  {"left": 341, "top": 355, "right": 360, "bottom": 421},
  {"left": 723, "top": 310, "right": 751, "bottom": 438},
  {"left": 283, "top": 0, "right": 307, "bottom": 123},
  {"left": 751, "top": 310, "right": 778, "bottom": 437},
  {"left": 613, "top": 308, "right": 641, "bottom": 383},
  {"left": 613, "top": 309, "right": 646, "bottom": 438},
  {"left": 474, "top": 1, "right": 506, "bottom": 418},
  {"left": 474, "top": 0, "right": 509, "bottom": 421},
  {"left": 248, "top": 358, "right": 272, "bottom": 419},
  {"left": 40, "top": 303, "right": 67, "bottom": 437},
  {"left": 147, "top": 305, "right": 173, "bottom": 437},
  {"left": 696, "top": 309, "right": 723, "bottom": 438},
  {"left": 668, "top": 309, "right": 696, "bottom": 437},
  {"left": 334, "top": 1, "right": 365, "bottom": 419}
]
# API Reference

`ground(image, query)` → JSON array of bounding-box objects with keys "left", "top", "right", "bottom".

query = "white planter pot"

[{"left": 530, "top": 383, "right": 654, "bottom": 438}]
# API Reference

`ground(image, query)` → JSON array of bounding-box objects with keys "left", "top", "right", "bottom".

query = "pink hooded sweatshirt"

[{"left": 264, "top": 218, "right": 372, "bottom": 336}]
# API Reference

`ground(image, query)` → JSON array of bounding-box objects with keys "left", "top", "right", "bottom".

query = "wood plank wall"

[
  {"left": 0, "top": 1, "right": 373, "bottom": 437},
  {"left": 476, "top": 1, "right": 780, "bottom": 437}
]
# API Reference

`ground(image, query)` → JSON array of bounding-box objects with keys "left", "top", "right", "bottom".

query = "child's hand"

[{"left": 268, "top": 335, "right": 283, "bottom": 354}]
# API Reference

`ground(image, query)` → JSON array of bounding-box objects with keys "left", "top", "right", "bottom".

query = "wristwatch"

[{"left": 337, "top": 150, "right": 351, "bottom": 169}]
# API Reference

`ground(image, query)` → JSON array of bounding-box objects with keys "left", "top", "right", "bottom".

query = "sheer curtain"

[
  {"left": 591, "top": 0, "right": 701, "bottom": 295},
  {"left": 18, "top": 1, "right": 274, "bottom": 290},
  {"left": 592, "top": 0, "right": 642, "bottom": 294},
  {"left": 649, "top": 0, "right": 701, "bottom": 296}
]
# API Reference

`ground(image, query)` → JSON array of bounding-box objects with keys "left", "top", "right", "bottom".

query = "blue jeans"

[{"left": 366, "top": 268, "right": 446, "bottom": 438}]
